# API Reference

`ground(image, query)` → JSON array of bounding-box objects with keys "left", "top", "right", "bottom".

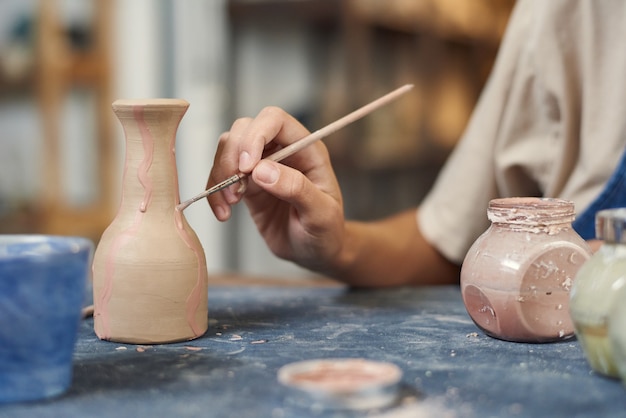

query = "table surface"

[{"left": 2, "top": 279, "right": 626, "bottom": 418}]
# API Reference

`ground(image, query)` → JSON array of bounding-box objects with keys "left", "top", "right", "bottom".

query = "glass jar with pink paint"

[{"left": 460, "top": 197, "right": 592, "bottom": 342}]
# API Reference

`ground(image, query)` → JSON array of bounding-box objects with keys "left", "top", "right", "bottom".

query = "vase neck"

[{"left": 113, "top": 99, "right": 189, "bottom": 213}]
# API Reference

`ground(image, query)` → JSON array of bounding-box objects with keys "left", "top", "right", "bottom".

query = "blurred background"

[{"left": 0, "top": 0, "right": 514, "bottom": 279}]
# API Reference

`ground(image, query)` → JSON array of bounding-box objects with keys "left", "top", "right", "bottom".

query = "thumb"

[
  {"left": 252, "top": 160, "right": 281, "bottom": 187},
  {"left": 251, "top": 160, "right": 322, "bottom": 212}
]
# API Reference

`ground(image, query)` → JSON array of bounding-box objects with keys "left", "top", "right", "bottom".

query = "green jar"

[
  {"left": 570, "top": 208, "right": 626, "bottom": 377},
  {"left": 609, "top": 285, "right": 626, "bottom": 385}
]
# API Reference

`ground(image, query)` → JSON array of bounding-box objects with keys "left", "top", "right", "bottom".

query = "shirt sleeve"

[
  {"left": 418, "top": 0, "right": 537, "bottom": 264},
  {"left": 418, "top": 0, "right": 626, "bottom": 264}
]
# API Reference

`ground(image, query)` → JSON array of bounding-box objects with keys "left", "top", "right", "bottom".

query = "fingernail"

[
  {"left": 215, "top": 204, "right": 229, "bottom": 220},
  {"left": 255, "top": 161, "right": 279, "bottom": 185},
  {"left": 222, "top": 186, "right": 238, "bottom": 204},
  {"left": 239, "top": 151, "right": 252, "bottom": 171}
]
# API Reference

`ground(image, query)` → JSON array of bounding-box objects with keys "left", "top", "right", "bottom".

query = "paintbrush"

[{"left": 177, "top": 83, "right": 414, "bottom": 211}]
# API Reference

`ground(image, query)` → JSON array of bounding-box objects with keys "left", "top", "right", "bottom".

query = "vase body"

[
  {"left": 571, "top": 208, "right": 626, "bottom": 377},
  {"left": 460, "top": 197, "right": 592, "bottom": 342},
  {"left": 92, "top": 99, "right": 208, "bottom": 344}
]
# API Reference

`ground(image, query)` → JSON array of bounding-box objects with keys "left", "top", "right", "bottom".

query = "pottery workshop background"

[{"left": 0, "top": 0, "right": 514, "bottom": 279}]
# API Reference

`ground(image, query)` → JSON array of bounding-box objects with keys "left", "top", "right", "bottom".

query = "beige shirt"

[{"left": 418, "top": 0, "right": 626, "bottom": 264}]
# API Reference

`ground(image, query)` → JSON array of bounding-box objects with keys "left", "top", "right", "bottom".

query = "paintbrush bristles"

[
  {"left": 177, "top": 84, "right": 414, "bottom": 211},
  {"left": 177, "top": 173, "right": 243, "bottom": 211}
]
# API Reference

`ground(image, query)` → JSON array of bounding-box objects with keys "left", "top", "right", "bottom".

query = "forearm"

[
  {"left": 587, "top": 239, "right": 603, "bottom": 253},
  {"left": 327, "top": 209, "right": 461, "bottom": 288}
]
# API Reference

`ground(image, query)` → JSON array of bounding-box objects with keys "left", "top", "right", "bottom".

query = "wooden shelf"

[
  {"left": 36, "top": 0, "right": 115, "bottom": 240},
  {"left": 0, "top": 0, "right": 115, "bottom": 242},
  {"left": 349, "top": 0, "right": 515, "bottom": 44},
  {"left": 225, "top": 0, "right": 515, "bottom": 220},
  {"left": 228, "top": 0, "right": 341, "bottom": 23}
]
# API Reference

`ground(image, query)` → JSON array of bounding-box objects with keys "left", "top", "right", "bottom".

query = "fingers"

[
  {"left": 207, "top": 130, "right": 243, "bottom": 221},
  {"left": 252, "top": 160, "right": 281, "bottom": 187},
  {"left": 237, "top": 106, "right": 311, "bottom": 173},
  {"left": 207, "top": 107, "right": 312, "bottom": 221},
  {"left": 249, "top": 159, "right": 341, "bottom": 227}
]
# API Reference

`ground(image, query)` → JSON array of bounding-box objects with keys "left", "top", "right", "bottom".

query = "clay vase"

[{"left": 92, "top": 99, "right": 208, "bottom": 344}]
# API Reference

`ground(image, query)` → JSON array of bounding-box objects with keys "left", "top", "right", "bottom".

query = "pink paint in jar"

[{"left": 460, "top": 197, "right": 592, "bottom": 342}]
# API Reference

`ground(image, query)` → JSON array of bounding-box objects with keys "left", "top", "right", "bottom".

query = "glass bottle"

[
  {"left": 571, "top": 208, "right": 626, "bottom": 377},
  {"left": 460, "top": 197, "right": 592, "bottom": 342},
  {"left": 92, "top": 99, "right": 208, "bottom": 344},
  {"left": 609, "top": 285, "right": 626, "bottom": 385}
]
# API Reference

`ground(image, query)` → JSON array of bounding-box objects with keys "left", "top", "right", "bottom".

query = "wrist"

[{"left": 324, "top": 221, "right": 363, "bottom": 282}]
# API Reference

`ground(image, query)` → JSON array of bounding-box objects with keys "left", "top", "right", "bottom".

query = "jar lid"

[
  {"left": 277, "top": 358, "right": 402, "bottom": 410},
  {"left": 595, "top": 208, "right": 626, "bottom": 243}
]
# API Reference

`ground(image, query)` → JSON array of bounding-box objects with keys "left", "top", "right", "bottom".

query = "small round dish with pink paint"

[{"left": 277, "top": 358, "right": 403, "bottom": 411}]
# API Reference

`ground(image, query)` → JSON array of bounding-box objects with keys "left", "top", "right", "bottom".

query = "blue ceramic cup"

[{"left": 0, "top": 235, "right": 93, "bottom": 403}]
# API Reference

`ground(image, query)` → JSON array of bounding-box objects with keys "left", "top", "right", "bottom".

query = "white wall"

[
  {"left": 113, "top": 0, "right": 227, "bottom": 273},
  {"left": 230, "top": 21, "right": 318, "bottom": 278},
  {"left": 170, "top": 0, "right": 229, "bottom": 274}
]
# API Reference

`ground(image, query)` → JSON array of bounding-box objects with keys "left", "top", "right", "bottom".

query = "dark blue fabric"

[{"left": 573, "top": 146, "right": 626, "bottom": 239}]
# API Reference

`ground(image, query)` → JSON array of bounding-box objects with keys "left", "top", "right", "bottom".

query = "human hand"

[{"left": 207, "top": 106, "right": 346, "bottom": 271}]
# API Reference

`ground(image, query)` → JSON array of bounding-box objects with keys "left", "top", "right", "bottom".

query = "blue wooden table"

[{"left": 1, "top": 281, "right": 625, "bottom": 418}]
